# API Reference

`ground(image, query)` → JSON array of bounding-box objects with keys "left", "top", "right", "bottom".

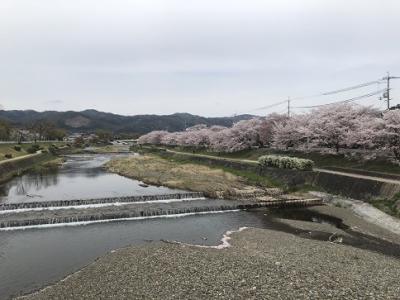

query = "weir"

[
  {"left": 0, "top": 192, "right": 205, "bottom": 210},
  {"left": 0, "top": 197, "right": 323, "bottom": 229}
]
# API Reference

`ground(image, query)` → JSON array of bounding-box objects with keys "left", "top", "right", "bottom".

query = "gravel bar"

[{"left": 19, "top": 205, "right": 400, "bottom": 300}]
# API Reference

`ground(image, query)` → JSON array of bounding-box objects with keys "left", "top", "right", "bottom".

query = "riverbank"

[
  {"left": 313, "top": 192, "right": 400, "bottom": 235},
  {"left": 147, "top": 145, "right": 400, "bottom": 174},
  {"left": 135, "top": 146, "right": 400, "bottom": 206},
  {"left": 20, "top": 204, "right": 400, "bottom": 299},
  {"left": 0, "top": 142, "right": 65, "bottom": 162},
  {"left": 105, "top": 155, "right": 283, "bottom": 199},
  {"left": 0, "top": 152, "right": 57, "bottom": 184}
]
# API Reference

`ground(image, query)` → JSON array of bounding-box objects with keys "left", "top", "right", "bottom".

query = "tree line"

[
  {"left": 138, "top": 103, "right": 400, "bottom": 160},
  {"left": 0, "top": 119, "right": 66, "bottom": 142}
]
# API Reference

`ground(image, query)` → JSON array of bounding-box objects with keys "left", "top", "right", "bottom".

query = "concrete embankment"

[
  {"left": 0, "top": 195, "right": 322, "bottom": 229},
  {"left": 0, "top": 152, "right": 52, "bottom": 183},
  {"left": 142, "top": 147, "right": 400, "bottom": 201}
]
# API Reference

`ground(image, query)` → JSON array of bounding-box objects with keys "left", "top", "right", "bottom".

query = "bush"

[
  {"left": 258, "top": 155, "right": 314, "bottom": 171},
  {"left": 48, "top": 144, "right": 58, "bottom": 155},
  {"left": 4, "top": 154, "right": 12, "bottom": 159},
  {"left": 26, "top": 144, "right": 41, "bottom": 154},
  {"left": 13, "top": 145, "right": 21, "bottom": 151}
]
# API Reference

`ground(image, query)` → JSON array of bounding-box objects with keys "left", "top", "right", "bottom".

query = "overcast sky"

[{"left": 1, "top": 0, "right": 399, "bottom": 116}]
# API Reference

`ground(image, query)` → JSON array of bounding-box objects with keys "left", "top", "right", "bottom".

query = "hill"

[{"left": 0, "top": 110, "right": 255, "bottom": 135}]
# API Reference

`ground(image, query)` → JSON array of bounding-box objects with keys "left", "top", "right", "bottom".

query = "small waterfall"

[
  {"left": 0, "top": 197, "right": 322, "bottom": 229},
  {"left": 0, "top": 192, "right": 205, "bottom": 211}
]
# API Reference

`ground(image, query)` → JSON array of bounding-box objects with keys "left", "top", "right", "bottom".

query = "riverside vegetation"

[
  {"left": 105, "top": 155, "right": 280, "bottom": 199},
  {"left": 0, "top": 142, "right": 65, "bottom": 162},
  {"left": 258, "top": 155, "right": 314, "bottom": 171}
]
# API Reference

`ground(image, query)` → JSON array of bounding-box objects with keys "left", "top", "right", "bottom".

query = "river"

[
  {"left": 0, "top": 154, "right": 182, "bottom": 204},
  {"left": 0, "top": 154, "right": 270, "bottom": 299},
  {"left": 0, "top": 153, "right": 375, "bottom": 300}
]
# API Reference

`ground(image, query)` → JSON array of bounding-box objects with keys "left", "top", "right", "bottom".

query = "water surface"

[
  {"left": 0, "top": 211, "right": 267, "bottom": 299},
  {"left": 0, "top": 154, "right": 182, "bottom": 204}
]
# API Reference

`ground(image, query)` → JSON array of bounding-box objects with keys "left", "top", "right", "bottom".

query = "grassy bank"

[
  {"left": 158, "top": 151, "right": 281, "bottom": 186},
  {"left": 0, "top": 151, "right": 64, "bottom": 184},
  {"left": 29, "top": 157, "right": 66, "bottom": 173},
  {"left": 0, "top": 142, "right": 66, "bottom": 162},
  {"left": 139, "top": 145, "right": 400, "bottom": 175},
  {"left": 105, "top": 155, "right": 278, "bottom": 199}
]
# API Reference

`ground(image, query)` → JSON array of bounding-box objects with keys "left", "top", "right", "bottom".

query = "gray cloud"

[{"left": 0, "top": 0, "right": 399, "bottom": 116}]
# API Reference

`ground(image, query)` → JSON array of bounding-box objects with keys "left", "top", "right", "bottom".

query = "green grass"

[
  {"left": 161, "top": 154, "right": 283, "bottom": 189},
  {"left": 153, "top": 145, "right": 400, "bottom": 175},
  {"left": 0, "top": 142, "right": 66, "bottom": 162},
  {"left": 370, "top": 193, "right": 400, "bottom": 218}
]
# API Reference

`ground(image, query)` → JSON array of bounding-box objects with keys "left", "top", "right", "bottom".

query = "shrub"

[
  {"left": 4, "top": 154, "right": 12, "bottom": 159},
  {"left": 13, "top": 145, "right": 21, "bottom": 151},
  {"left": 26, "top": 144, "right": 41, "bottom": 154},
  {"left": 258, "top": 155, "right": 314, "bottom": 171},
  {"left": 48, "top": 144, "right": 58, "bottom": 155}
]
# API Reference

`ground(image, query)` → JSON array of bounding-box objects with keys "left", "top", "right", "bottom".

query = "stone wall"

[{"left": 140, "top": 147, "right": 400, "bottom": 201}]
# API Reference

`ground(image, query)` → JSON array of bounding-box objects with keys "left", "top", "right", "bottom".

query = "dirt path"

[
  {"left": 314, "top": 168, "right": 400, "bottom": 185},
  {"left": 163, "top": 148, "right": 400, "bottom": 185},
  {"left": 164, "top": 149, "right": 258, "bottom": 164},
  {"left": 0, "top": 151, "right": 41, "bottom": 165}
]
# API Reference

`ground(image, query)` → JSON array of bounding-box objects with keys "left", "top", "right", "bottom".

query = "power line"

[
  {"left": 247, "top": 100, "right": 288, "bottom": 112},
  {"left": 321, "top": 80, "right": 382, "bottom": 96},
  {"left": 292, "top": 89, "right": 387, "bottom": 109},
  {"left": 241, "top": 75, "right": 398, "bottom": 115},
  {"left": 247, "top": 78, "right": 383, "bottom": 113}
]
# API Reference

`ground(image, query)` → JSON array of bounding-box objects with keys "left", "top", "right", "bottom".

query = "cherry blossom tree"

[
  {"left": 258, "top": 113, "right": 288, "bottom": 147},
  {"left": 209, "top": 127, "right": 233, "bottom": 152},
  {"left": 379, "top": 110, "right": 400, "bottom": 160},
  {"left": 272, "top": 114, "right": 311, "bottom": 150},
  {"left": 137, "top": 130, "right": 169, "bottom": 145},
  {"left": 229, "top": 118, "right": 263, "bottom": 148},
  {"left": 137, "top": 104, "right": 400, "bottom": 158},
  {"left": 160, "top": 131, "right": 183, "bottom": 146},
  {"left": 306, "top": 104, "right": 378, "bottom": 152},
  {"left": 208, "top": 119, "right": 265, "bottom": 152},
  {"left": 345, "top": 115, "right": 383, "bottom": 150}
]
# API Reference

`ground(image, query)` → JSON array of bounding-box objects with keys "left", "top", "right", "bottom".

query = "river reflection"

[{"left": 0, "top": 154, "right": 182, "bottom": 204}]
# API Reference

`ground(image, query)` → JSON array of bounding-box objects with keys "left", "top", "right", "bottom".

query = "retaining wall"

[{"left": 143, "top": 147, "right": 400, "bottom": 201}]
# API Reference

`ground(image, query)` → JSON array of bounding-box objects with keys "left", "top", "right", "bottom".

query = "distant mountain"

[{"left": 0, "top": 110, "right": 255, "bottom": 135}]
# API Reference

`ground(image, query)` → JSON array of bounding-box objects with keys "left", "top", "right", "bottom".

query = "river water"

[
  {"left": 0, "top": 154, "right": 182, "bottom": 204},
  {"left": 0, "top": 210, "right": 272, "bottom": 299}
]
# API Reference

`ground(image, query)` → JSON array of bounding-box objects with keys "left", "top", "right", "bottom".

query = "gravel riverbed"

[{"left": 19, "top": 205, "right": 400, "bottom": 300}]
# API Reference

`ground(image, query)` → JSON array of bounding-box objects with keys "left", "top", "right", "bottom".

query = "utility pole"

[
  {"left": 382, "top": 72, "right": 400, "bottom": 110},
  {"left": 287, "top": 97, "right": 291, "bottom": 118}
]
